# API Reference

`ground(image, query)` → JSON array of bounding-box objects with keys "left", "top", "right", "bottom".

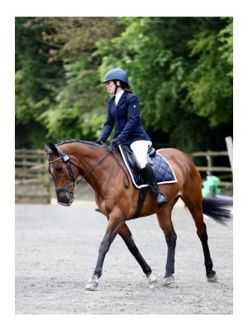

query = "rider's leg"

[{"left": 130, "top": 140, "right": 167, "bottom": 207}]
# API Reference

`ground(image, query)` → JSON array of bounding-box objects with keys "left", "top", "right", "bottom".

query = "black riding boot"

[{"left": 140, "top": 164, "right": 168, "bottom": 207}]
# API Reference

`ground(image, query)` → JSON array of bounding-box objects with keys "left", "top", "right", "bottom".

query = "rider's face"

[{"left": 105, "top": 81, "right": 116, "bottom": 95}]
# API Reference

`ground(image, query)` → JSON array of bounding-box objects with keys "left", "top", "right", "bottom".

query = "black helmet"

[{"left": 103, "top": 68, "right": 130, "bottom": 87}]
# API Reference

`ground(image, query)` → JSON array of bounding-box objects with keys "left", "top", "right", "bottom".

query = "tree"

[
  {"left": 185, "top": 17, "right": 233, "bottom": 127},
  {"left": 98, "top": 17, "right": 233, "bottom": 151},
  {"left": 15, "top": 17, "right": 232, "bottom": 152},
  {"left": 15, "top": 17, "right": 123, "bottom": 145},
  {"left": 15, "top": 17, "right": 65, "bottom": 148}
]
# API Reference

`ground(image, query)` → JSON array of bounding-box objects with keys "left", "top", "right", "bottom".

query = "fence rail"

[
  {"left": 15, "top": 149, "right": 51, "bottom": 204},
  {"left": 191, "top": 150, "right": 232, "bottom": 190},
  {"left": 15, "top": 149, "right": 233, "bottom": 204}
]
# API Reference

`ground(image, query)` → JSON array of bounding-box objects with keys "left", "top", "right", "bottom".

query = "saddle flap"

[
  {"left": 119, "top": 145, "right": 177, "bottom": 189},
  {"left": 121, "top": 144, "right": 139, "bottom": 170}
]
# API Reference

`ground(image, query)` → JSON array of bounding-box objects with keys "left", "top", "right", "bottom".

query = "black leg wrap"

[
  {"left": 197, "top": 230, "right": 215, "bottom": 278},
  {"left": 165, "top": 232, "right": 177, "bottom": 277},
  {"left": 122, "top": 235, "right": 152, "bottom": 276},
  {"left": 93, "top": 232, "right": 116, "bottom": 279}
]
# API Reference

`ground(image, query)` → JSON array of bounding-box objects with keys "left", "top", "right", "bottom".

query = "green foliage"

[
  {"left": 15, "top": 17, "right": 233, "bottom": 152},
  {"left": 98, "top": 17, "right": 233, "bottom": 151},
  {"left": 15, "top": 17, "right": 122, "bottom": 147},
  {"left": 15, "top": 17, "right": 65, "bottom": 147},
  {"left": 218, "top": 18, "right": 233, "bottom": 75},
  {"left": 40, "top": 58, "right": 107, "bottom": 141},
  {"left": 185, "top": 18, "right": 233, "bottom": 127}
]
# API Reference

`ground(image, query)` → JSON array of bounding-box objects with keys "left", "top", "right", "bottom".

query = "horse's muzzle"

[{"left": 56, "top": 187, "right": 74, "bottom": 206}]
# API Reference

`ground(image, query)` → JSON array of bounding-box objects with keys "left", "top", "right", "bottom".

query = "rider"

[{"left": 96, "top": 68, "right": 167, "bottom": 207}]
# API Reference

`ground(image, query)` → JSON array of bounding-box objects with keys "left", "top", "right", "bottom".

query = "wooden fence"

[
  {"left": 15, "top": 149, "right": 233, "bottom": 204},
  {"left": 15, "top": 149, "right": 51, "bottom": 203},
  {"left": 191, "top": 150, "right": 233, "bottom": 191}
]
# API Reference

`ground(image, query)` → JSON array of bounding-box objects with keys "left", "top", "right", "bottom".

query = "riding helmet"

[{"left": 103, "top": 68, "right": 130, "bottom": 87}]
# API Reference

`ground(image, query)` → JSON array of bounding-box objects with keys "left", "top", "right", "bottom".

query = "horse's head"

[{"left": 44, "top": 143, "right": 79, "bottom": 206}]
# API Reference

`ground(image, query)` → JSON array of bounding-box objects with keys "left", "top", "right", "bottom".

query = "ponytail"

[{"left": 120, "top": 81, "right": 133, "bottom": 93}]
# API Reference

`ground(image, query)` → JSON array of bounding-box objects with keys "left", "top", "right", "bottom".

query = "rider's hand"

[
  {"left": 112, "top": 138, "right": 122, "bottom": 146},
  {"left": 96, "top": 137, "right": 104, "bottom": 145}
]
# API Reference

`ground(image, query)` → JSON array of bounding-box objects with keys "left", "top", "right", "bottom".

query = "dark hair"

[{"left": 114, "top": 80, "right": 133, "bottom": 93}]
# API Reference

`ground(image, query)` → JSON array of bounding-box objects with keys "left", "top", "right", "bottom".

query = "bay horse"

[{"left": 44, "top": 140, "right": 232, "bottom": 291}]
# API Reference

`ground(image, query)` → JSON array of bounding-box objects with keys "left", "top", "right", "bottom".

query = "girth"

[{"left": 132, "top": 186, "right": 149, "bottom": 219}]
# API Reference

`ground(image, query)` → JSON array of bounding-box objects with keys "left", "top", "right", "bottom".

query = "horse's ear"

[
  {"left": 49, "top": 143, "right": 60, "bottom": 155},
  {"left": 44, "top": 144, "right": 51, "bottom": 155},
  {"left": 44, "top": 143, "right": 59, "bottom": 155}
]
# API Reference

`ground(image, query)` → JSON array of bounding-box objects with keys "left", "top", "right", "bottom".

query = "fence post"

[
  {"left": 15, "top": 149, "right": 51, "bottom": 204},
  {"left": 43, "top": 161, "right": 51, "bottom": 204},
  {"left": 225, "top": 136, "right": 233, "bottom": 172},
  {"left": 206, "top": 151, "right": 212, "bottom": 176}
]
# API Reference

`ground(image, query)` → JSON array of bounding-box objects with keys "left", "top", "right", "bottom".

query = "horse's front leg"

[{"left": 85, "top": 211, "right": 124, "bottom": 291}]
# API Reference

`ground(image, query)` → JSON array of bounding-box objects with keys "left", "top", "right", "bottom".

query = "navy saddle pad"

[{"left": 119, "top": 145, "right": 177, "bottom": 189}]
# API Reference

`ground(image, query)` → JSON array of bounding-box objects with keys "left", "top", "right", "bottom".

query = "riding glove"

[
  {"left": 112, "top": 137, "right": 122, "bottom": 146},
  {"left": 96, "top": 137, "right": 104, "bottom": 145}
]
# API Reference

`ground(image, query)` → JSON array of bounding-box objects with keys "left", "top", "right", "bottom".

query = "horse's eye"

[{"left": 55, "top": 167, "right": 64, "bottom": 173}]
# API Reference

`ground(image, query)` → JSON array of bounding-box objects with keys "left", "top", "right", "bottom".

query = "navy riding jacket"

[{"left": 100, "top": 92, "right": 151, "bottom": 145}]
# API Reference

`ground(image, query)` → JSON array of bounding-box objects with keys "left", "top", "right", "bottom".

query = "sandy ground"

[{"left": 15, "top": 201, "right": 232, "bottom": 314}]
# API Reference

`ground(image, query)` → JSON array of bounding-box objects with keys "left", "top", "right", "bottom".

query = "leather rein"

[{"left": 48, "top": 144, "right": 130, "bottom": 187}]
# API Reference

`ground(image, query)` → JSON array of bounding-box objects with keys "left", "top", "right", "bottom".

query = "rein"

[
  {"left": 83, "top": 144, "right": 130, "bottom": 188},
  {"left": 49, "top": 143, "right": 130, "bottom": 188},
  {"left": 48, "top": 145, "right": 112, "bottom": 185},
  {"left": 81, "top": 147, "right": 111, "bottom": 180},
  {"left": 108, "top": 145, "right": 130, "bottom": 188}
]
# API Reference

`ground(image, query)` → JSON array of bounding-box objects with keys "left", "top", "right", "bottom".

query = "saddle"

[{"left": 119, "top": 144, "right": 177, "bottom": 189}]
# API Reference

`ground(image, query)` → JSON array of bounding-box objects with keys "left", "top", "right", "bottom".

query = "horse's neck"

[{"left": 68, "top": 143, "right": 118, "bottom": 193}]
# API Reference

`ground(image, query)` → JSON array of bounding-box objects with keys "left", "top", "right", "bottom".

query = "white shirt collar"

[{"left": 115, "top": 89, "right": 124, "bottom": 105}]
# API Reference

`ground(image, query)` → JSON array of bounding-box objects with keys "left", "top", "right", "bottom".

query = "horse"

[{"left": 44, "top": 140, "right": 232, "bottom": 291}]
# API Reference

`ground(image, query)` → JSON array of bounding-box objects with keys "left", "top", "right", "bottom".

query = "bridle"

[
  {"left": 48, "top": 143, "right": 130, "bottom": 189},
  {"left": 48, "top": 146, "right": 112, "bottom": 185},
  {"left": 48, "top": 153, "right": 81, "bottom": 185}
]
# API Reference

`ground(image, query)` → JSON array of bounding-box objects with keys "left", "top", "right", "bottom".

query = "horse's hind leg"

[
  {"left": 156, "top": 201, "right": 178, "bottom": 287},
  {"left": 118, "top": 223, "right": 157, "bottom": 288},
  {"left": 181, "top": 187, "right": 217, "bottom": 282}
]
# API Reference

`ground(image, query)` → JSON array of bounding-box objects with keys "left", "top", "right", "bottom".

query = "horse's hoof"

[
  {"left": 163, "top": 275, "right": 178, "bottom": 288},
  {"left": 85, "top": 279, "right": 99, "bottom": 291},
  {"left": 207, "top": 273, "right": 218, "bottom": 283},
  {"left": 147, "top": 274, "right": 158, "bottom": 288}
]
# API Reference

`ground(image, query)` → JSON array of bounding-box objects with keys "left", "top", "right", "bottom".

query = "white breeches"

[{"left": 130, "top": 140, "right": 152, "bottom": 169}]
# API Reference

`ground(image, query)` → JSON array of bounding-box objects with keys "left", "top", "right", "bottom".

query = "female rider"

[{"left": 97, "top": 68, "right": 167, "bottom": 207}]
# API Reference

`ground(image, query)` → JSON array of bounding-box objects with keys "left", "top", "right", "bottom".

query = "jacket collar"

[
  {"left": 115, "top": 89, "right": 124, "bottom": 104},
  {"left": 110, "top": 91, "right": 127, "bottom": 107}
]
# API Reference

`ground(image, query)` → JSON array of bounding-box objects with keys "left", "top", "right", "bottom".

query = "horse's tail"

[{"left": 202, "top": 197, "right": 233, "bottom": 224}]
